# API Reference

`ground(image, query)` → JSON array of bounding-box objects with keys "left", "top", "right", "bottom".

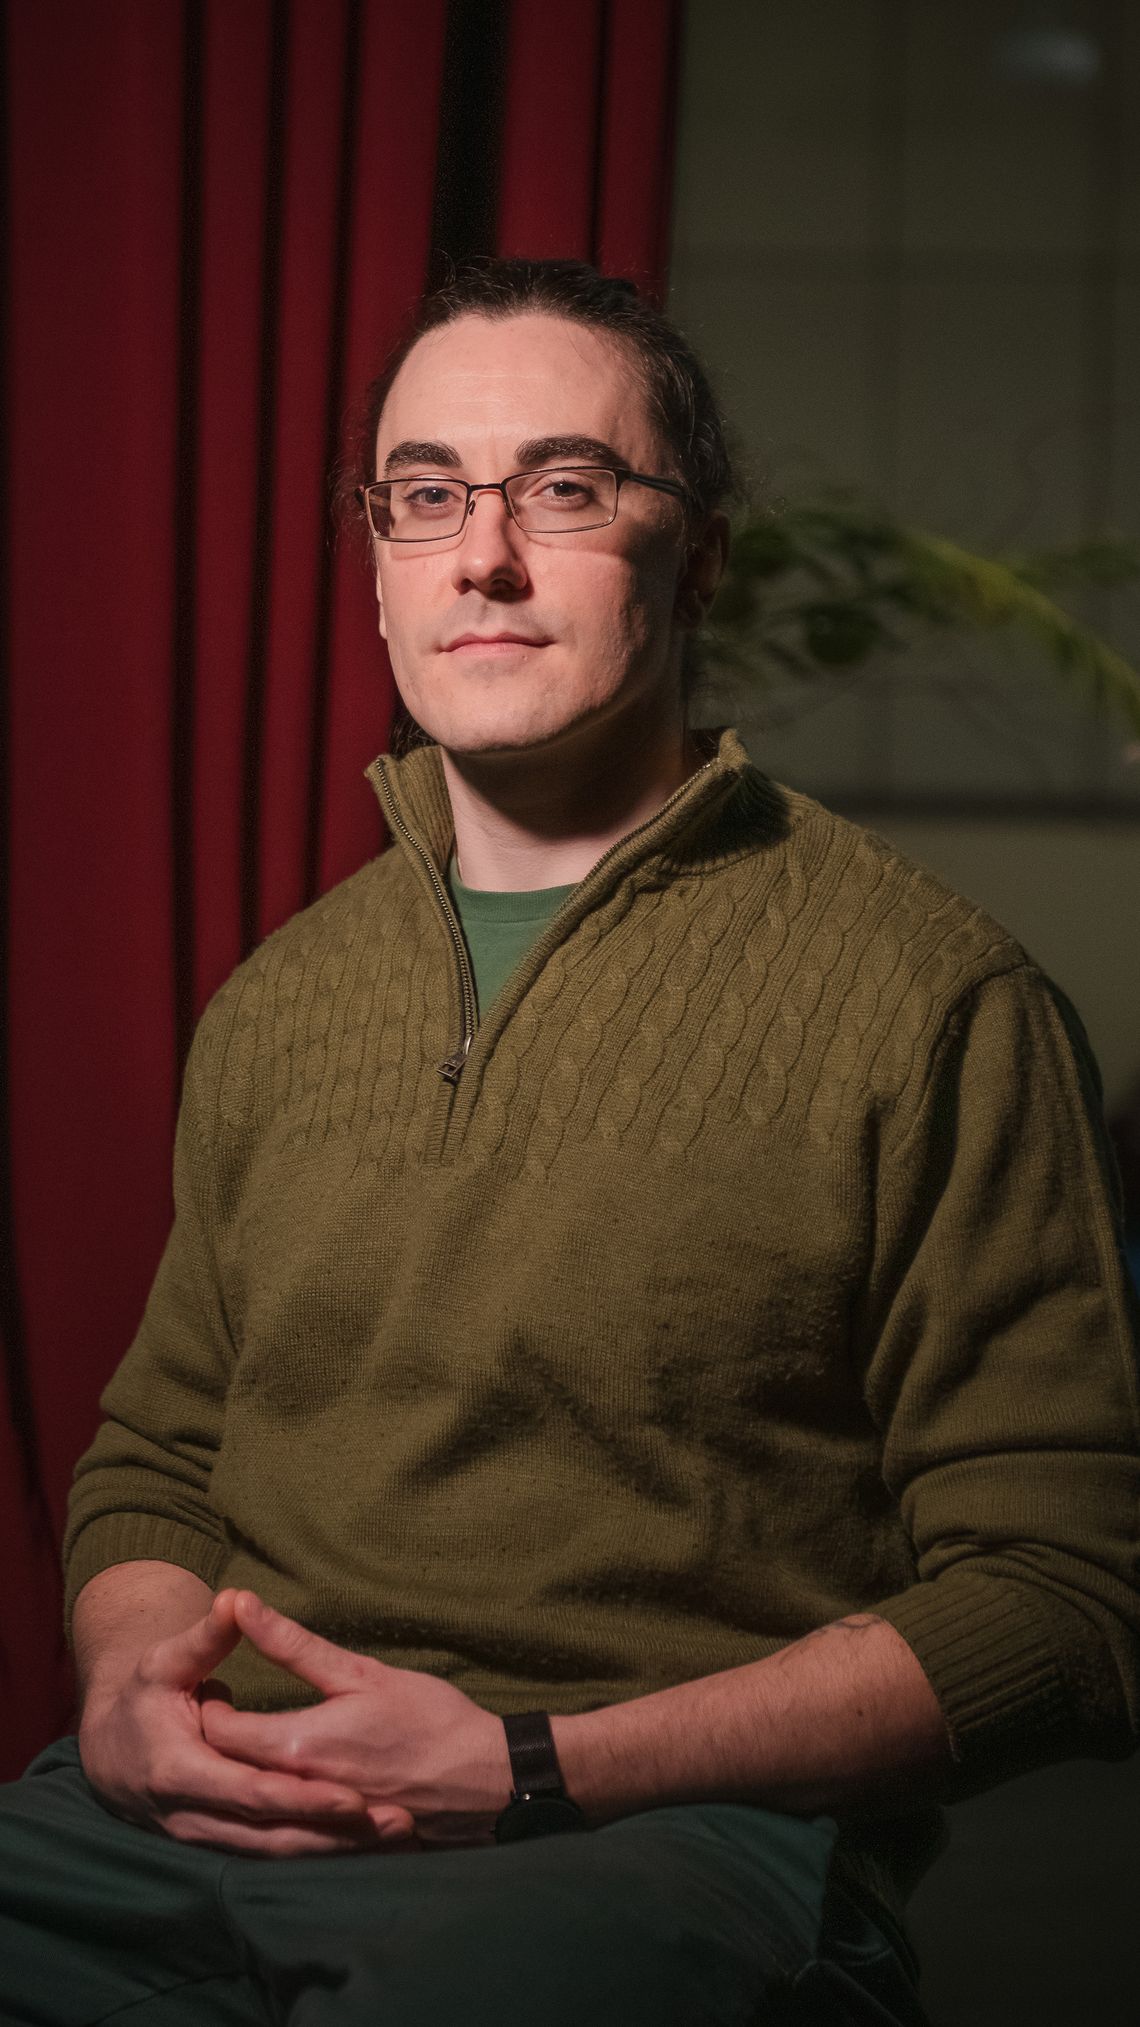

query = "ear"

[{"left": 675, "top": 512, "right": 729, "bottom": 629}]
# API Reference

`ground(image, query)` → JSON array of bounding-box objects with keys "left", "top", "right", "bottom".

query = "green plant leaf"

[
  {"left": 709, "top": 498, "right": 1140, "bottom": 736},
  {"left": 801, "top": 601, "right": 885, "bottom": 665}
]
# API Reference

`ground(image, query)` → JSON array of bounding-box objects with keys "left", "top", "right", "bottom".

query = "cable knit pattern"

[{"left": 64, "top": 728, "right": 1140, "bottom": 1900}]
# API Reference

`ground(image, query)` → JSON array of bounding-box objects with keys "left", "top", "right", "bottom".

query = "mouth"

[{"left": 444, "top": 633, "right": 551, "bottom": 653}]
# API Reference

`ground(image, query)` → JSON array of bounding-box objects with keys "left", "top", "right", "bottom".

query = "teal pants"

[{"left": 0, "top": 1739, "right": 929, "bottom": 2025}]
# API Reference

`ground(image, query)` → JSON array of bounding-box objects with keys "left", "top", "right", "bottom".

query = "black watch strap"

[
  {"left": 494, "top": 1711, "right": 586, "bottom": 1843},
  {"left": 502, "top": 1711, "right": 566, "bottom": 1798}
]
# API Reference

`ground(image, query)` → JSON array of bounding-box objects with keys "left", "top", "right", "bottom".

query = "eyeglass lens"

[{"left": 367, "top": 467, "right": 619, "bottom": 539}]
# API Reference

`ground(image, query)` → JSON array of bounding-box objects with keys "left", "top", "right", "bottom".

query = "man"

[{"left": 3, "top": 259, "right": 1139, "bottom": 2025}]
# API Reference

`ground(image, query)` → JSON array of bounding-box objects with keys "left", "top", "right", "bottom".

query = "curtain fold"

[
  {"left": 1, "top": 0, "right": 681, "bottom": 1777},
  {"left": 498, "top": 0, "right": 681, "bottom": 291}
]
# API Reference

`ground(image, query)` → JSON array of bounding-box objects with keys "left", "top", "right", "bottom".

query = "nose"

[{"left": 449, "top": 487, "right": 530, "bottom": 598}]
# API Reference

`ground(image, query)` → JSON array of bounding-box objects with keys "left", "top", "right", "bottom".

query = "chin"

[{"left": 411, "top": 691, "right": 605, "bottom": 759}]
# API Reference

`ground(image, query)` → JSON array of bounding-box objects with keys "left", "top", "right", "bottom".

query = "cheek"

[
  {"left": 566, "top": 541, "right": 677, "bottom": 649},
  {"left": 599, "top": 553, "right": 678, "bottom": 664},
  {"left": 375, "top": 562, "right": 440, "bottom": 660}
]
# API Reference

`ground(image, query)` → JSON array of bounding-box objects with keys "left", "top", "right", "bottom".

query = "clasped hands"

[{"left": 80, "top": 1588, "right": 513, "bottom": 1859}]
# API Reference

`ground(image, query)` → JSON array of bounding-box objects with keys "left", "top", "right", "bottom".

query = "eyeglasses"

[{"left": 355, "top": 465, "right": 689, "bottom": 542}]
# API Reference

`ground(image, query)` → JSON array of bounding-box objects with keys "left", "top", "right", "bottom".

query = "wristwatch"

[{"left": 493, "top": 1711, "right": 587, "bottom": 1843}]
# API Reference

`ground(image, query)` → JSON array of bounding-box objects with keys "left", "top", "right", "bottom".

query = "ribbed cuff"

[
  {"left": 872, "top": 1571, "right": 1107, "bottom": 1788},
  {"left": 63, "top": 1515, "right": 229, "bottom": 1638}
]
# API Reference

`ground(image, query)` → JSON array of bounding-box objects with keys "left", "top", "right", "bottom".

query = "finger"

[
  {"left": 200, "top": 1707, "right": 416, "bottom": 1823},
  {"left": 198, "top": 1697, "right": 304, "bottom": 1769},
  {"left": 144, "top": 1593, "right": 243, "bottom": 1692},
  {"left": 164, "top": 1810, "right": 383, "bottom": 1858},
  {"left": 197, "top": 1711, "right": 417, "bottom": 1842},
  {"left": 198, "top": 1697, "right": 339, "bottom": 1779},
  {"left": 161, "top": 1738, "right": 369, "bottom": 1823},
  {"left": 231, "top": 1592, "right": 371, "bottom": 1696}
]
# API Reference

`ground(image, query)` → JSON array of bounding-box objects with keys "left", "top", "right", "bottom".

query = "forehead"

[{"left": 376, "top": 312, "right": 661, "bottom": 466}]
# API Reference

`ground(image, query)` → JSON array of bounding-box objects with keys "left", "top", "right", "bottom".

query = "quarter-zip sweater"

[{"left": 65, "top": 728, "right": 1140, "bottom": 1897}]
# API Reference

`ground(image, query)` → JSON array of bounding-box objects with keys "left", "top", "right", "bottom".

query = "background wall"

[
  {"left": 668, "top": 5, "right": 1139, "bottom": 2021},
  {"left": 670, "top": 0, "right": 1139, "bottom": 1113}
]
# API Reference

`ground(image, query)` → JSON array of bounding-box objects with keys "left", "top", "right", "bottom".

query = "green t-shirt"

[{"left": 446, "top": 854, "right": 576, "bottom": 1015}]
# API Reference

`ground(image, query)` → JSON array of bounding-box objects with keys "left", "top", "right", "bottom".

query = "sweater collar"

[{"left": 365, "top": 725, "right": 789, "bottom": 891}]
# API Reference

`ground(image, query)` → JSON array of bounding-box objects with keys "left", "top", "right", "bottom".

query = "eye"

[
  {"left": 529, "top": 469, "right": 603, "bottom": 508},
  {"left": 398, "top": 479, "right": 465, "bottom": 515}
]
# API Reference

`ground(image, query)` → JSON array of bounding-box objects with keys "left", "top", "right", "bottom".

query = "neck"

[{"left": 439, "top": 698, "right": 702, "bottom": 892}]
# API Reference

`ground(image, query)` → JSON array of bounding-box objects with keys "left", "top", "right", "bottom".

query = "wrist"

[
  {"left": 78, "top": 1669, "right": 134, "bottom": 1728},
  {"left": 548, "top": 1706, "right": 638, "bottom": 1827},
  {"left": 485, "top": 1710, "right": 515, "bottom": 1809},
  {"left": 550, "top": 1682, "right": 720, "bottom": 1825}
]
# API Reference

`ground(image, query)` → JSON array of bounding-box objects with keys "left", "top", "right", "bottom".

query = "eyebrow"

[
  {"left": 381, "top": 433, "right": 625, "bottom": 477},
  {"left": 513, "top": 435, "right": 624, "bottom": 469},
  {"left": 383, "top": 440, "right": 463, "bottom": 475}
]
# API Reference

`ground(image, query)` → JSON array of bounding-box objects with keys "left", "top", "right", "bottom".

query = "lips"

[{"left": 444, "top": 632, "right": 550, "bottom": 650}]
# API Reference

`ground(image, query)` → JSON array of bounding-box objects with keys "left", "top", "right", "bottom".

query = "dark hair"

[{"left": 340, "top": 257, "right": 739, "bottom": 541}]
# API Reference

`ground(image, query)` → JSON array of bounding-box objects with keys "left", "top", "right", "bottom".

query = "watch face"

[{"left": 495, "top": 1796, "right": 586, "bottom": 1843}]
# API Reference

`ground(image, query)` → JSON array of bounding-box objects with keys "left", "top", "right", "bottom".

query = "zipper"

[
  {"left": 371, "top": 766, "right": 478, "bottom": 1083},
  {"left": 553, "top": 757, "right": 716, "bottom": 906},
  {"left": 374, "top": 752, "right": 719, "bottom": 1088}
]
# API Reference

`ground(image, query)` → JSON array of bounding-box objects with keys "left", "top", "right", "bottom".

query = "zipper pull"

[{"left": 438, "top": 1038, "right": 471, "bottom": 1084}]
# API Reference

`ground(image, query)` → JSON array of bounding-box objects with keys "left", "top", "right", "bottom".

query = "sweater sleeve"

[
  {"left": 862, "top": 962, "right": 1140, "bottom": 1793},
  {"left": 62, "top": 1008, "right": 238, "bottom": 1627}
]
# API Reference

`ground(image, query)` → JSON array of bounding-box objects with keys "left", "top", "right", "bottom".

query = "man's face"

[{"left": 371, "top": 312, "right": 693, "bottom": 758}]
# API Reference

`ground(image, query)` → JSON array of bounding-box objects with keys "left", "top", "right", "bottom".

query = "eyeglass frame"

[{"left": 354, "top": 464, "right": 692, "bottom": 542}]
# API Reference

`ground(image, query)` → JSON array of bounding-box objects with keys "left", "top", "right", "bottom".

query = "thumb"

[
  {"left": 231, "top": 1591, "right": 366, "bottom": 1695},
  {"left": 147, "top": 1590, "right": 242, "bottom": 1691}
]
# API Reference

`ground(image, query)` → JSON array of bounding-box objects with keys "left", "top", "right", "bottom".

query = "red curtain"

[{"left": 0, "top": 0, "right": 681, "bottom": 1778}]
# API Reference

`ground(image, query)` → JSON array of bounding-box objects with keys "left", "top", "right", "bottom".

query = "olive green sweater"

[{"left": 65, "top": 728, "right": 1140, "bottom": 1851}]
